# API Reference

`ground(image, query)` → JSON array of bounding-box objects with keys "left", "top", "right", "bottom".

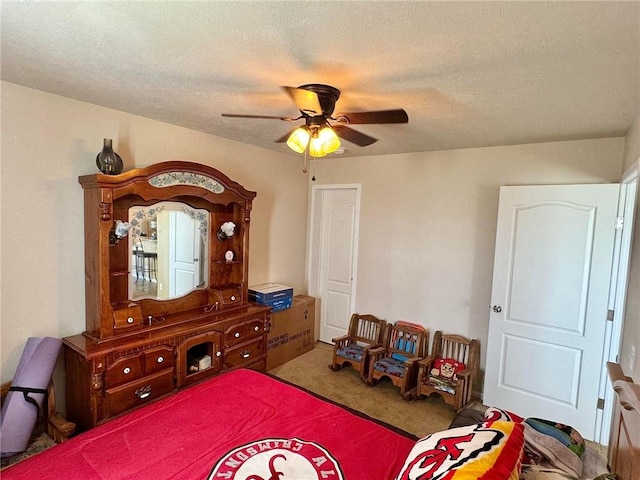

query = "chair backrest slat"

[
  {"left": 433, "top": 332, "right": 479, "bottom": 367},
  {"left": 384, "top": 323, "right": 428, "bottom": 360},
  {"left": 348, "top": 313, "right": 386, "bottom": 347}
]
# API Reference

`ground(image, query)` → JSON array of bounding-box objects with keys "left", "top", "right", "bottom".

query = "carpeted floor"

[{"left": 269, "top": 341, "right": 461, "bottom": 437}]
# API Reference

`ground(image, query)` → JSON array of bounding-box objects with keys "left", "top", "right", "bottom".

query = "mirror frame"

[{"left": 79, "top": 161, "right": 257, "bottom": 339}]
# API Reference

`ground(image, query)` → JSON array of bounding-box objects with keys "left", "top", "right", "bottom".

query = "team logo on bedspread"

[
  {"left": 395, "top": 421, "right": 523, "bottom": 480},
  {"left": 208, "top": 437, "right": 344, "bottom": 480}
]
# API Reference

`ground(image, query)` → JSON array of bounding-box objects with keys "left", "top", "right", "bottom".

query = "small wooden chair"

[
  {"left": 415, "top": 331, "right": 480, "bottom": 410},
  {"left": 329, "top": 313, "right": 386, "bottom": 381},
  {"left": 366, "top": 323, "right": 429, "bottom": 399}
]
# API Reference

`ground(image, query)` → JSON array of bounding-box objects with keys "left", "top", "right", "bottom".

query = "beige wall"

[
  {"left": 622, "top": 113, "right": 640, "bottom": 382},
  {"left": 0, "top": 81, "right": 310, "bottom": 383},
  {"left": 312, "top": 138, "right": 625, "bottom": 386},
  {"left": 1, "top": 80, "right": 635, "bottom": 394}
]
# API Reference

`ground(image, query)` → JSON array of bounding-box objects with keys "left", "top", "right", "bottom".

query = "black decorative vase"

[{"left": 96, "top": 138, "right": 124, "bottom": 175}]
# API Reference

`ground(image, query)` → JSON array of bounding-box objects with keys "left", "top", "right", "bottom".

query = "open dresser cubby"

[{"left": 63, "top": 161, "right": 270, "bottom": 432}]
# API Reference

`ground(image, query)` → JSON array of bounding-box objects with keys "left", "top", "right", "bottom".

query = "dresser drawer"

[
  {"left": 219, "top": 287, "right": 242, "bottom": 307},
  {"left": 105, "top": 354, "right": 143, "bottom": 388},
  {"left": 104, "top": 370, "right": 174, "bottom": 418},
  {"left": 224, "top": 318, "right": 265, "bottom": 347},
  {"left": 144, "top": 346, "right": 174, "bottom": 375},
  {"left": 112, "top": 305, "right": 143, "bottom": 332},
  {"left": 224, "top": 338, "right": 265, "bottom": 369}
]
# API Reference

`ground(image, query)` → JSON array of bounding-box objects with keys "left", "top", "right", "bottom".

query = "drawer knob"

[
  {"left": 234, "top": 332, "right": 240, "bottom": 338},
  {"left": 254, "top": 326, "right": 260, "bottom": 331},
  {"left": 127, "top": 317, "right": 134, "bottom": 324},
  {"left": 123, "top": 367, "right": 131, "bottom": 375},
  {"left": 230, "top": 295, "right": 236, "bottom": 301},
  {"left": 135, "top": 385, "right": 152, "bottom": 399},
  {"left": 157, "top": 356, "right": 164, "bottom": 363},
  {"left": 241, "top": 350, "right": 251, "bottom": 359},
  {"left": 216, "top": 351, "right": 222, "bottom": 357}
]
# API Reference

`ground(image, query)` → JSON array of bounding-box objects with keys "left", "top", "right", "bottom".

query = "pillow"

[
  {"left": 431, "top": 357, "right": 465, "bottom": 381},
  {"left": 395, "top": 420, "right": 525, "bottom": 480},
  {"left": 524, "top": 418, "right": 585, "bottom": 459},
  {"left": 484, "top": 407, "right": 525, "bottom": 424},
  {"left": 448, "top": 408, "right": 485, "bottom": 429},
  {"left": 522, "top": 419, "right": 584, "bottom": 478}
]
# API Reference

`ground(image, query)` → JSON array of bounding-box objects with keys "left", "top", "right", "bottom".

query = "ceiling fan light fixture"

[
  {"left": 317, "top": 125, "right": 341, "bottom": 155},
  {"left": 286, "top": 126, "right": 310, "bottom": 153},
  {"left": 308, "top": 134, "right": 326, "bottom": 157}
]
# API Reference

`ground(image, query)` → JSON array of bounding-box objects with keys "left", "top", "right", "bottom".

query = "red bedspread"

[{"left": 3, "top": 369, "right": 417, "bottom": 479}]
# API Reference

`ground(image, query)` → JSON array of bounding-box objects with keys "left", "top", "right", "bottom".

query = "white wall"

[
  {"left": 621, "top": 113, "right": 640, "bottom": 382},
  {"left": 312, "top": 138, "right": 625, "bottom": 386},
  {"left": 0, "top": 81, "right": 310, "bottom": 383}
]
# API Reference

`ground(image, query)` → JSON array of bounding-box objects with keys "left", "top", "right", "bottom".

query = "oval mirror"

[{"left": 128, "top": 201, "right": 209, "bottom": 300}]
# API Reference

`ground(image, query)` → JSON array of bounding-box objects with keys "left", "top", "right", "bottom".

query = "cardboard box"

[
  {"left": 256, "top": 296, "right": 293, "bottom": 312},
  {"left": 267, "top": 295, "right": 315, "bottom": 370},
  {"left": 249, "top": 283, "right": 294, "bottom": 302}
]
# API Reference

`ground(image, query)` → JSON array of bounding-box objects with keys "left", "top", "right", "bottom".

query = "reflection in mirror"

[{"left": 128, "top": 201, "right": 209, "bottom": 301}]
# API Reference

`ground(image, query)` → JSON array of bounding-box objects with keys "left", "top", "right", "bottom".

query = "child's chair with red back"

[{"left": 415, "top": 331, "right": 480, "bottom": 410}]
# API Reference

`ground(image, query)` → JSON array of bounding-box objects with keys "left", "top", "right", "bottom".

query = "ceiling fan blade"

[
  {"left": 282, "top": 86, "right": 323, "bottom": 116},
  {"left": 332, "top": 125, "right": 378, "bottom": 147},
  {"left": 222, "top": 113, "right": 297, "bottom": 121},
  {"left": 333, "top": 109, "right": 408, "bottom": 124}
]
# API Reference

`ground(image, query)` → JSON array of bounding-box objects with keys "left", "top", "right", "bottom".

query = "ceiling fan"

[{"left": 222, "top": 84, "right": 408, "bottom": 157}]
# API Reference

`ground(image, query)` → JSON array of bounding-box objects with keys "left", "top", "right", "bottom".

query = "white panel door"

[
  {"left": 317, "top": 188, "right": 359, "bottom": 343},
  {"left": 169, "top": 211, "right": 199, "bottom": 297},
  {"left": 484, "top": 184, "right": 619, "bottom": 440}
]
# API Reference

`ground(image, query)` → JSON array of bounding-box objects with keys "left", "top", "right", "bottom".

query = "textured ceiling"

[{"left": 2, "top": 1, "right": 639, "bottom": 158}]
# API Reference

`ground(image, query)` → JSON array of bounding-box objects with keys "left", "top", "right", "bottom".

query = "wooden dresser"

[{"left": 64, "top": 162, "right": 270, "bottom": 432}]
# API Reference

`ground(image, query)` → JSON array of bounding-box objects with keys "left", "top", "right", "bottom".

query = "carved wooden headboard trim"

[{"left": 606, "top": 362, "right": 639, "bottom": 480}]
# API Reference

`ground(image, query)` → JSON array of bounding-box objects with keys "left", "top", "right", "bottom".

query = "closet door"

[{"left": 309, "top": 185, "right": 360, "bottom": 344}]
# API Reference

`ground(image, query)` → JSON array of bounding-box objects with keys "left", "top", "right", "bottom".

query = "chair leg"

[{"left": 328, "top": 360, "right": 342, "bottom": 371}]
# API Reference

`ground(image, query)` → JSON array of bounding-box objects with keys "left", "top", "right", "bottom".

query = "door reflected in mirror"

[{"left": 128, "top": 201, "right": 209, "bottom": 300}]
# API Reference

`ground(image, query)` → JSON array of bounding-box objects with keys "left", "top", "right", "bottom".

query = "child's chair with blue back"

[
  {"left": 329, "top": 313, "right": 387, "bottom": 382},
  {"left": 366, "top": 322, "right": 429, "bottom": 399}
]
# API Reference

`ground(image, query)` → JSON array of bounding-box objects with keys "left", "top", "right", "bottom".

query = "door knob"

[{"left": 492, "top": 305, "right": 502, "bottom": 313}]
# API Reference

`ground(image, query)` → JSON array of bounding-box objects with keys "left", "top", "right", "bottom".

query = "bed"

[
  {"left": 606, "top": 362, "right": 639, "bottom": 480},
  {"left": 2, "top": 368, "right": 530, "bottom": 480},
  {"left": 1, "top": 364, "right": 629, "bottom": 480},
  {"left": 2, "top": 369, "right": 416, "bottom": 479}
]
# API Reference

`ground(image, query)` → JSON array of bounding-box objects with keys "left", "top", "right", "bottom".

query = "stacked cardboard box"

[{"left": 248, "top": 283, "right": 293, "bottom": 312}]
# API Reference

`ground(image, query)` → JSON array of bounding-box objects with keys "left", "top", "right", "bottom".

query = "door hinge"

[
  {"left": 607, "top": 310, "right": 614, "bottom": 322},
  {"left": 615, "top": 216, "right": 624, "bottom": 230},
  {"left": 597, "top": 398, "right": 605, "bottom": 410}
]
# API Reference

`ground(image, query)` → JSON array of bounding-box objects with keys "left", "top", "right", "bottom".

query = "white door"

[
  {"left": 484, "top": 184, "right": 619, "bottom": 440},
  {"left": 309, "top": 186, "right": 360, "bottom": 344},
  {"left": 169, "top": 211, "right": 199, "bottom": 297}
]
